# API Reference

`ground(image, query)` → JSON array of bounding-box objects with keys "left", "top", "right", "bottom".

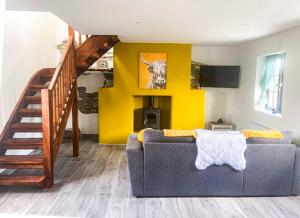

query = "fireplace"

[
  {"left": 144, "top": 96, "right": 160, "bottom": 129},
  {"left": 133, "top": 95, "right": 171, "bottom": 132},
  {"left": 144, "top": 108, "right": 160, "bottom": 129}
]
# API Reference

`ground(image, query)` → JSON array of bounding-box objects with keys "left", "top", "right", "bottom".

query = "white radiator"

[{"left": 248, "top": 122, "right": 271, "bottom": 130}]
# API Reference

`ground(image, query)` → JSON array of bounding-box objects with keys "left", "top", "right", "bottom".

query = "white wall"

[
  {"left": 192, "top": 46, "right": 240, "bottom": 127},
  {"left": 233, "top": 26, "right": 300, "bottom": 143},
  {"left": 0, "top": 11, "right": 67, "bottom": 132},
  {"left": 192, "top": 27, "right": 300, "bottom": 144},
  {"left": 0, "top": 10, "right": 106, "bottom": 135},
  {"left": 0, "top": 1, "right": 5, "bottom": 102}
]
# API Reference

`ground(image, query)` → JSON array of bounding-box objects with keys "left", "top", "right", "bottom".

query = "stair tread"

[
  {"left": 2, "top": 138, "right": 43, "bottom": 149},
  {"left": 19, "top": 108, "right": 42, "bottom": 117},
  {"left": 10, "top": 123, "right": 43, "bottom": 132},
  {"left": 30, "top": 84, "right": 48, "bottom": 91},
  {"left": 40, "top": 74, "right": 53, "bottom": 79},
  {"left": 4, "top": 138, "right": 43, "bottom": 145},
  {"left": 0, "top": 155, "right": 44, "bottom": 170},
  {"left": 0, "top": 155, "right": 44, "bottom": 164},
  {"left": 0, "top": 155, "right": 44, "bottom": 169},
  {"left": 19, "top": 108, "right": 42, "bottom": 111},
  {"left": 24, "top": 96, "right": 42, "bottom": 104},
  {"left": 0, "top": 175, "right": 46, "bottom": 186},
  {"left": 40, "top": 70, "right": 54, "bottom": 75},
  {"left": 10, "top": 123, "right": 42, "bottom": 128},
  {"left": 40, "top": 75, "right": 53, "bottom": 83},
  {"left": 2, "top": 145, "right": 42, "bottom": 150}
]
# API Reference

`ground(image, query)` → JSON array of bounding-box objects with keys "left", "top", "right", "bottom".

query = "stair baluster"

[{"left": 41, "top": 36, "right": 79, "bottom": 187}]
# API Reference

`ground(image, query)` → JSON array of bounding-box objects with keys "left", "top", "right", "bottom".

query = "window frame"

[{"left": 254, "top": 52, "right": 285, "bottom": 116}]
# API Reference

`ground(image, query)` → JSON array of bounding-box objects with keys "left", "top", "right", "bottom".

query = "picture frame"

[{"left": 139, "top": 52, "right": 167, "bottom": 89}]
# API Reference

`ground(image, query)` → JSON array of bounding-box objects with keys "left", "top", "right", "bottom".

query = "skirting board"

[{"left": 80, "top": 134, "right": 99, "bottom": 142}]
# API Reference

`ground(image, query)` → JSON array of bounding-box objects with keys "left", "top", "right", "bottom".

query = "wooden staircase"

[
  {"left": 0, "top": 32, "right": 119, "bottom": 188},
  {"left": 0, "top": 68, "right": 56, "bottom": 187}
]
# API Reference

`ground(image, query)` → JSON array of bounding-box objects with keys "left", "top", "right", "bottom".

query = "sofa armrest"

[
  {"left": 293, "top": 146, "right": 300, "bottom": 195},
  {"left": 126, "top": 134, "right": 144, "bottom": 196}
]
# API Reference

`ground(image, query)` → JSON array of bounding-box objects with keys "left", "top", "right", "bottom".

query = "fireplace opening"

[
  {"left": 143, "top": 96, "right": 160, "bottom": 129},
  {"left": 133, "top": 95, "right": 171, "bottom": 132}
]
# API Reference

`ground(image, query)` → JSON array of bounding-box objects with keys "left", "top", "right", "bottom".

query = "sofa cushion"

[
  {"left": 143, "top": 129, "right": 195, "bottom": 143},
  {"left": 246, "top": 131, "right": 293, "bottom": 144}
]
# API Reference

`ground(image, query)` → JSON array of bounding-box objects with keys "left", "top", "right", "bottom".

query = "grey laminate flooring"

[{"left": 0, "top": 141, "right": 300, "bottom": 218}]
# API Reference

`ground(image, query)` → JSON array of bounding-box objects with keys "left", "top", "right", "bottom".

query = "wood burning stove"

[
  {"left": 144, "top": 96, "right": 160, "bottom": 129},
  {"left": 144, "top": 108, "right": 160, "bottom": 129}
]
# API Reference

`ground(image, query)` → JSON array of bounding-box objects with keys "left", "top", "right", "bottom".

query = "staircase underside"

[{"left": 76, "top": 35, "right": 119, "bottom": 76}]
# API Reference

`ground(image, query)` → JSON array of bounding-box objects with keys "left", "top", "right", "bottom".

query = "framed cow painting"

[{"left": 139, "top": 52, "right": 167, "bottom": 89}]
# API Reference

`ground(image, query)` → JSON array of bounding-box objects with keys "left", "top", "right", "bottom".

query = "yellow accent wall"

[{"left": 99, "top": 43, "right": 205, "bottom": 144}]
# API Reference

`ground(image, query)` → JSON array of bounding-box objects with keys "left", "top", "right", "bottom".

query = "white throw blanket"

[{"left": 195, "top": 129, "right": 247, "bottom": 171}]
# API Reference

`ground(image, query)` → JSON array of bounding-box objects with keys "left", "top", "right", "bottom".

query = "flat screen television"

[{"left": 199, "top": 66, "right": 240, "bottom": 88}]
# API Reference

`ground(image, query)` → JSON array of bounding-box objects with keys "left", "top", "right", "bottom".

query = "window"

[{"left": 254, "top": 53, "right": 285, "bottom": 115}]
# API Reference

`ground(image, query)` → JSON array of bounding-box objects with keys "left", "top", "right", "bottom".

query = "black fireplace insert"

[{"left": 143, "top": 96, "right": 160, "bottom": 129}]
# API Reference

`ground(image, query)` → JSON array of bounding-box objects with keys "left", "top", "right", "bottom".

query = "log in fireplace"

[{"left": 143, "top": 96, "right": 160, "bottom": 129}]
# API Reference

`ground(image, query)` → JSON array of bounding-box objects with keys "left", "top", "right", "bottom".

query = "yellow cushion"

[
  {"left": 242, "top": 129, "right": 284, "bottom": 139},
  {"left": 137, "top": 128, "right": 152, "bottom": 142},
  {"left": 163, "top": 129, "right": 196, "bottom": 138}
]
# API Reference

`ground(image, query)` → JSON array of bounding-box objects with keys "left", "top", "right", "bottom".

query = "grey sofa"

[{"left": 126, "top": 129, "right": 300, "bottom": 197}]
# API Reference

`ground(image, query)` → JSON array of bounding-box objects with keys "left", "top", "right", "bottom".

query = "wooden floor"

[{"left": 0, "top": 141, "right": 300, "bottom": 218}]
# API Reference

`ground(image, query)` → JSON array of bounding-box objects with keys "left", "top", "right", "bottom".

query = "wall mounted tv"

[{"left": 199, "top": 66, "right": 240, "bottom": 88}]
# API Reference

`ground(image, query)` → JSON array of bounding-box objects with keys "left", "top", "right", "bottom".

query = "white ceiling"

[{"left": 6, "top": 0, "right": 300, "bottom": 45}]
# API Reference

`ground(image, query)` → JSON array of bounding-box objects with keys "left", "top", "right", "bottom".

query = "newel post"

[
  {"left": 72, "top": 41, "right": 80, "bottom": 157},
  {"left": 68, "top": 25, "right": 75, "bottom": 38},
  {"left": 41, "top": 89, "right": 54, "bottom": 188},
  {"left": 72, "top": 84, "right": 80, "bottom": 157}
]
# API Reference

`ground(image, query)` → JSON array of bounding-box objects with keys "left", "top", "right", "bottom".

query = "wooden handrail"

[
  {"left": 68, "top": 25, "right": 90, "bottom": 46},
  {"left": 41, "top": 36, "right": 79, "bottom": 188},
  {"left": 68, "top": 26, "right": 75, "bottom": 38},
  {"left": 49, "top": 38, "right": 75, "bottom": 90}
]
